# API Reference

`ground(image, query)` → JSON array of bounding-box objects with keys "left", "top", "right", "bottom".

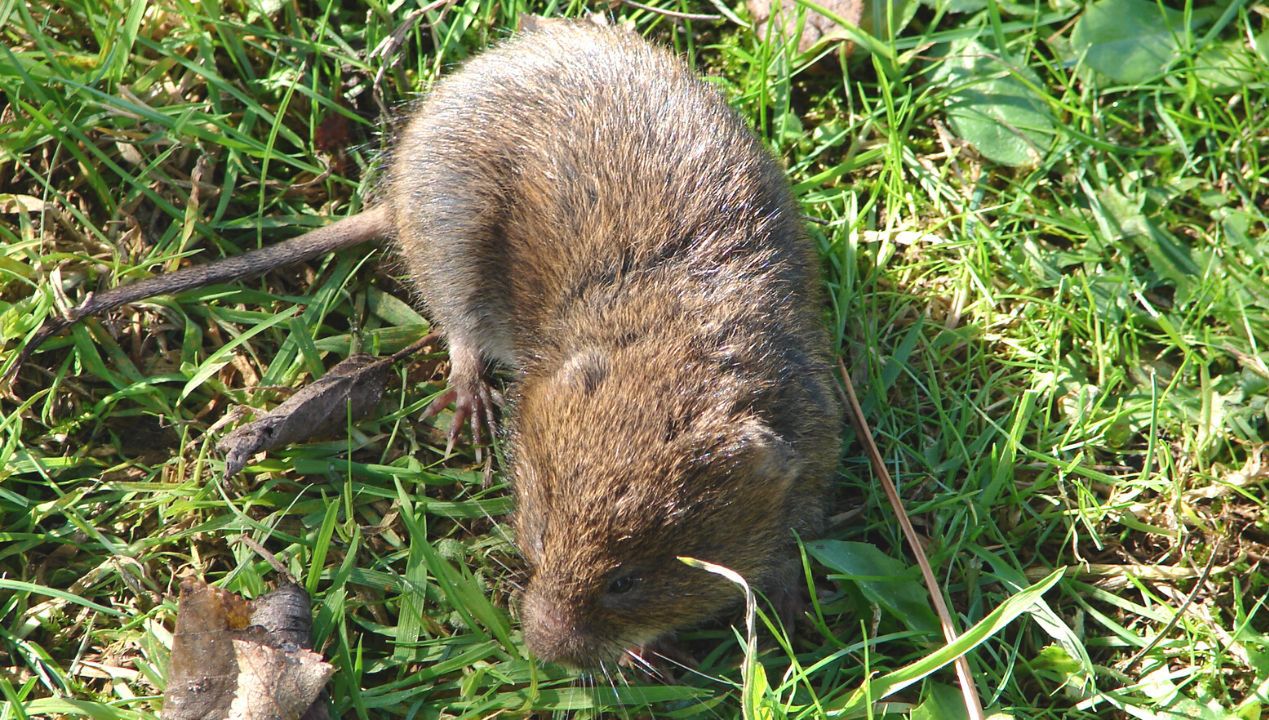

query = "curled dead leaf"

[
  {"left": 215, "top": 333, "right": 438, "bottom": 478},
  {"left": 216, "top": 353, "right": 391, "bottom": 478},
  {"left": 163, "top": 578, "right": 332, "bottom": 720}
]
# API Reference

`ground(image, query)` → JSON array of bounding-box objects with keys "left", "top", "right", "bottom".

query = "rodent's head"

[{"left": 509, "top": 345, "right": 800, "bottom": 668}]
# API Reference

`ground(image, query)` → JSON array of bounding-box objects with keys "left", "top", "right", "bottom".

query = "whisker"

[
  {"left": 477, "top": 503, "right": 516, "bottom": 546},
  {"left": 583, "top": 668, "right": 602, "bottom": 719},
  {"left": 483, "top": 552, "right": 524, "bottom": 591},
  {"left": 623, "top": 647, "right": 664, "bottom": 680},
  {"left": 650, "top": 649, "right": 727, "bottom": 684},
  {"left": 599, "top": 660, "right": 624, "bottom": 716}
]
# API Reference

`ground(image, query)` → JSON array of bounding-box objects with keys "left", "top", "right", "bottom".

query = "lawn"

[{"left": 1, "top": 0, "right": 1266, "bottom": 718}]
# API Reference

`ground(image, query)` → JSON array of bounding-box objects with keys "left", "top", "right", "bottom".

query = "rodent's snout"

[{"left": 520, "top": 590, "right": 613, "bottom": 669}]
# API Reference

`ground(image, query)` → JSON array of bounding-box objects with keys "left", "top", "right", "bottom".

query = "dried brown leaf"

[
  {"left": 228, "top": 642, "right": 334, "bottom": 720},
  {"left": 163, "top": 578, "right": 258, "bottom": 720},
  {"left": 748, "top": 0, "right": 863, "bottom": 55},
  {"left": 163, "top": 578, "right": 333, "bottom": 720},
  {"left": 216, "top": 353, "right": 391, "bottom": 478}
]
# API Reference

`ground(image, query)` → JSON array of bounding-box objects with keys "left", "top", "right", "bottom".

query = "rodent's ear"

[
  {"left": 553, "top": 348, "right": 610, "bottom": 397},
  {"left": 730, "top": 418, "right": 799, "bottom": 492}
]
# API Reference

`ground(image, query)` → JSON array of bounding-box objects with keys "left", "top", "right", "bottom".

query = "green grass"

[{"left": 1, "top": 0, "right": 1267, "bottom": 718}]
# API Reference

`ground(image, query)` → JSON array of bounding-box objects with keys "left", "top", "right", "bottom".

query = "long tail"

[{"left": 6, "top": 206, "right": 393, "bottom": 387}]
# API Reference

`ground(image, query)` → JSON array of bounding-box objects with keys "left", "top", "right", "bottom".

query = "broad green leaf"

[
  {"left": 807, "top": 540, "right": 939, "bottom": 633},
  {"left": 1093, "top": 185, "right": 1201, "bottom": 299},
  {"left": 910, "top": 682, "right": 968, "bottom": 720},
  {"left": 929, "top": 0, "right": 986, "bottom": 12},
  {"left": 366, "top": 286, "right": 428, "bottom": 327},
  {"left": 865, "top": 0, "right": 919, "bottom": 44},
  {"left": 1194, "top": 42, "right": 1258, "bottom": 93},
  {"left": 1071, "top": 0, "right": 1185, "bottom": 84},
  {"left": 938, "top": 39, "right": 1055, "bottom": 167},
  {"left": 1032, "top": 644, "right": 1083, "bottom": 674}
]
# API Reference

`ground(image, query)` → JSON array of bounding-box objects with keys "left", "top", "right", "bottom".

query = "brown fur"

[{"left": 388, "top": 23, "right": 841, "bottom": 667}]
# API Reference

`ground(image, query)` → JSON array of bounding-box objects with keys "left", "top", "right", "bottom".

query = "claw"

[
  {"left": 420, "top": 388, "right": 458, "bottom": 422},
  {"left": 479, "top": 383, "right": 497, "bottom": 440},
  {"left": 419, "top": 380, "right": 497, "bottom": 457}
]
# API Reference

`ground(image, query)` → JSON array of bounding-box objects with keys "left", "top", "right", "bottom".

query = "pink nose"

[{"left": 521, "top": 595, "right": 601, "bottom": 668}]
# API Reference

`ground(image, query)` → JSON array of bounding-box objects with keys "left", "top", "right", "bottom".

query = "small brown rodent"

[
  {"left": 19, "top": 20, "right": 842, "bottom": 669},
  {"left": 390, "top": 22, "right": 841, "bottom": 667}
]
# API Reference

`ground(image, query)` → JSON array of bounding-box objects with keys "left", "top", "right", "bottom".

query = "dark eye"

[{"left": 606, "top": 573, "right": 638, "bottom": 595}]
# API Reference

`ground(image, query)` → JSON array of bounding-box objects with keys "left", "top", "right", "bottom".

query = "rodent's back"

[{"left": 388, "top": 24, "right": 820, "bottom": 357}]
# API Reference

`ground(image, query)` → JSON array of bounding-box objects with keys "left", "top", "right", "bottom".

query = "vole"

[{"left": 19, "top": 20, "right": 842, "bottom": 669}]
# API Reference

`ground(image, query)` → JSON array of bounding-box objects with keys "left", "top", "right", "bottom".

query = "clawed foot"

[
  {"left": 419, "top": 379, "right": 498, "bottom": 457},
  {"left": 418, "top": 340, "right": 499, "bottom": 457}
]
